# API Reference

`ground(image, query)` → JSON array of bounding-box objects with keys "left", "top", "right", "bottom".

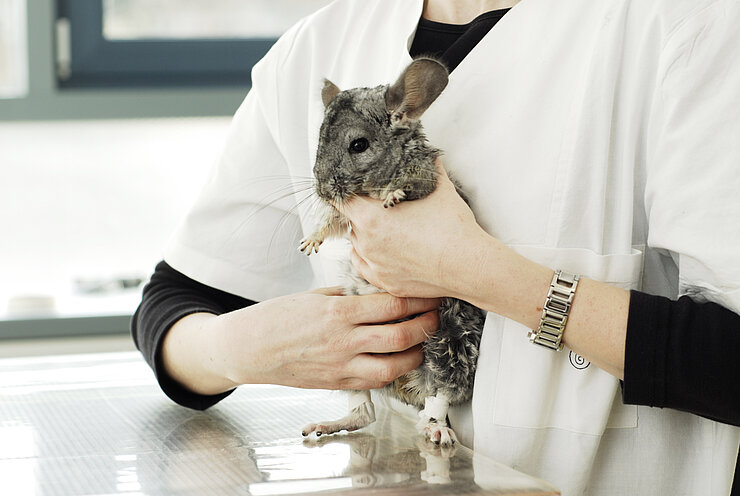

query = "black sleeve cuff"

[
  {"left": 622, "top": 289, "right": 740, "bottom": 426},
  {"left": 131, "top": 261, "right": 255, "bottom": 410},
  {"left": 152, "top": 316, "right": 236, "bottom": 411},
  {"left": 622, "top": 290, "right": 669, "bottom": 407}
]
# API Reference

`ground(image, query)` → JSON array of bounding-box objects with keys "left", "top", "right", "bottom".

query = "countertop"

[{"left": 0, "top": 351, "right": 559, "bottom": 495}]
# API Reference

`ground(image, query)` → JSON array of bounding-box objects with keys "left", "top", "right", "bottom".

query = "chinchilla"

[{"left": 300, "top": 57, "right": 485, "bottom": 447}]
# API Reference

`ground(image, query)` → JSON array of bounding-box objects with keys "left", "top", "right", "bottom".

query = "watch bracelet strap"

[{"left": 528, "top": 270, "right": 580, "bottom": 351}]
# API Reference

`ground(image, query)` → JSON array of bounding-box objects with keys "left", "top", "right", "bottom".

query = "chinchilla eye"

[{"left": 349, "top": 138, "right": 369, "bottom": 153}]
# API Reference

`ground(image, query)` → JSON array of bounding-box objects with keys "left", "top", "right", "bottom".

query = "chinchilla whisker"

[
  {"left": 271, "top": 193, "right": 327, "bottom": 259},
  {"left": 257, "top": 179, "right": 316, "bottom": 196},
  {"left": 332, "top": 195, "right": 347, "bottom": 212},
  {"left": 242, "top": 176, "right": 317, "bottom": 206},
  {"left": 247, "top": 184, "right": 316, "bottom": 219},
  {"left": 260, "top": 185, "right": 316, "bottom": 205},
  {"left": 223, "top": 182, "right": 319, "bottom": 248},
  {"left": 242, "top": 174, "right": 316, "bottom": 188},
  {"left": 336, "top": 193, "right": 360, "bottom": 213},
  {"left": 265, "top": 189, "right": 320, "bottom": 263}
]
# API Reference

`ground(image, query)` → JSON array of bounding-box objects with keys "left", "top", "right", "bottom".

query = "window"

[
  {"left": 0, "top": 117, "right": 233, "bottom": 335},
  {"left": 0, "top": 0, "right": 28, "bottom": 98},
  {"left": 102, "top": 0, "right": 327, "bottom": 40},
  {"left": 0, "top": 1, "right": 334, "bottom": 337},
  {"left": 55, "top": 0, "right": 333, "bottom": 88}
]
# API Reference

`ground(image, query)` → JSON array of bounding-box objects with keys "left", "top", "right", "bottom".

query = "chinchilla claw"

[
  {"left": 382, "top": 189, "right": 406, "bottom": 208},
  {"left": 299, "top": 238, "right": 322, "bottom": 255}
]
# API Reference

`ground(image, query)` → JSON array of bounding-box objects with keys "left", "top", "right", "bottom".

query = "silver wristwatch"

[{"left": 528, "top": 270, "right": 580, "bottom": 351}]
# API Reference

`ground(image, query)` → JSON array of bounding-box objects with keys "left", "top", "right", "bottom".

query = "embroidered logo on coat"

[{"left": 569, "top": 351, "right": 590, "bottom": 370}]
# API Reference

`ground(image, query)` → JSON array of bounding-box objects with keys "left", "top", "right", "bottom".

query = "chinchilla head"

[{"left": 313, "top": 57, "right": 449, "bottom": 205}]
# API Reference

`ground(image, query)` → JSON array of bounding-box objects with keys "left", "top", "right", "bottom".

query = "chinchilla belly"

[
  {"left": 342, "top": 267, "right": 485, "bottom": 408},
  {"left": 386, "top": 297, "right": 485, "bottom": 407}
]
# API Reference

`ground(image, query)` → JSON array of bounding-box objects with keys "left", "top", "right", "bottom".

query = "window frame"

[
  {"left": 56, "top": 0, "right": 276, "bottom": 88},
  {"left": 0, "top": 2, "right": 252, "bottom": 121}
]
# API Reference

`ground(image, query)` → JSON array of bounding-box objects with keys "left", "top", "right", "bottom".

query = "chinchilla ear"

[
  {"left": 385, "top": 57, "right": 448, "bottom": 127},
  {"left": 322, "top": 79, "right": 341, "bottom": 108}
]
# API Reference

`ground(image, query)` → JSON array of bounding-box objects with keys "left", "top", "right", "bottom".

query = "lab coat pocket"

[{"left": 489, "top": 246, "right": 643, "bottom": 435}]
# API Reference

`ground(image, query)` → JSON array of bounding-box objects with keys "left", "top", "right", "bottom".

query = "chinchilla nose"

[
  {"left": 313, "top": 173, "right": 334, "bottom": 201},
  {"left": 317, "top": 181, "right": 329, "bottom": 199}
]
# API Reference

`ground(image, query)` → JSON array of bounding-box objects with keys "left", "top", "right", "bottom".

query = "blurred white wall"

[
  {"left": 0, "top": 0, "right": 28, "bottom": 98},
  {"left": 0, "top": 117, "right": 231, "bottom": 315}
]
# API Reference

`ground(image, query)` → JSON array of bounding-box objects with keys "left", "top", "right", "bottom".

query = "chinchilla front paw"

[
  {"left": 382, "top": 189, "right": 407, "bottom": 208},
  {"left": 299, "top": 234, "right": 323, "bottom": 255}
]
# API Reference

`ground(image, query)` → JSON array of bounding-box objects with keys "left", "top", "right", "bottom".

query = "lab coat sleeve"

[
  {"left": 645, "top": 0, "right": 740, "bottom": 313},
  {"left": 164, "top": 18, "right": 316, "bottom": 301}
]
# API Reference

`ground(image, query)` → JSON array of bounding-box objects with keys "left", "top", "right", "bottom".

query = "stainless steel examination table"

[{"left": 0, "top": 351, "right": 559, "bottom": 495}]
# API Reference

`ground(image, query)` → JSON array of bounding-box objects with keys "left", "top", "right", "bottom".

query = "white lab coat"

[{"left": 165, "top": 0, "right": 740, "bottom": 493}]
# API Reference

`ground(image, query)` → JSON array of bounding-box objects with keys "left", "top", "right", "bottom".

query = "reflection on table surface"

[{"left": 0, "top": 351, "right": 559, "bottom": 495}]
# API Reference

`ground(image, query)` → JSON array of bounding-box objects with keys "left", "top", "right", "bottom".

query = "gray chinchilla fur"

[{"left": 300, "top": 57, "right": 485, "bottom": 447}]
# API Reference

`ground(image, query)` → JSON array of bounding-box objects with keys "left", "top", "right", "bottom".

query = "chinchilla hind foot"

[
  {"left": 416, "top": 417, "right": 459, "bottom": 447},
  {"left": 302, "top": 401, "right": 376, "bottom": 437},
  {"left": 416, "top": 393, "right": 457, "bottom": 446}
]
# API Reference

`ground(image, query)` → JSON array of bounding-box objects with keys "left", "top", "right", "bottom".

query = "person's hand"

[
  {"left": 338, "top": 160, "right": 491, "bottom": 299},
  {"left": 211, "top": 287, "right": 440, "bottom": 390}
]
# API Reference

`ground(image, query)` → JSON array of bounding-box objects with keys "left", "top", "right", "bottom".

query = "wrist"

[
  {"left": 441, "top": 227, "right": 496, "bottom": 300},
  {"left": 214, "top": 301, "right": 289, "bottom": 387},
  {"left": 163, "top": 312, "right": 240, "bottom": 395},
  {"left": 449, "top": 233, "right": 553, "bottom": 329},
  {"left": 211, "top": 308, "right": 268, "bottom": 388}
]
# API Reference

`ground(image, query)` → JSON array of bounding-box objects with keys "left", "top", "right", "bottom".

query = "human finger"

[
  {"left": 334, "top": 194, "right": 381, "bottom": 223},
  {"left": 310, "top": 286, "right": 346, "bottom": 296},
  {"left": 349, "top": 247, "right": 377, "bottom": 287},
  {"left": 433, "top": 158, "right": 459, "bottom": 193},
  {"left": 433, "top": 157, "right": 453, "bottom": 180},
  {"left": 353, "top": 309, "right": 439, "bottom": 353},
  {"left": 343, "top": 292, "right": 441, "bottom": 324},
  {"left": 347, "top": 345, "right": 425, "bottom": 389}
]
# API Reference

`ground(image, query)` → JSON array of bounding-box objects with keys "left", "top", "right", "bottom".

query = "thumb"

[
  {"left": 434, "top": 158, "right": 454, "bottom": 187},
  {"left": 332, "top": 194, "right": 379, "bottom": 223},
  {"left": 310, "top": 286, "right": 346, "bottom": 296}
]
